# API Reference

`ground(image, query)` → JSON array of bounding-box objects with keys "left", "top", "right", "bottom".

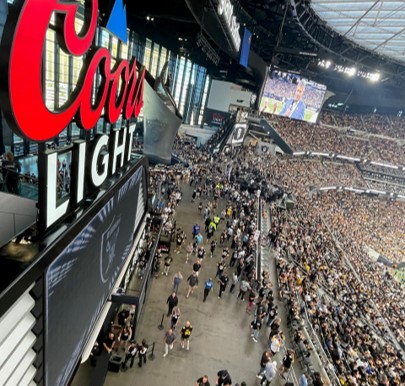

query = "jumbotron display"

[{"left": 260, "top": 70, "right": 327, "bottom": 123}]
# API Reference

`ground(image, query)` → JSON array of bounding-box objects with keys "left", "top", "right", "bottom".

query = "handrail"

[
  {"left": 1, "top": 166, "right": 39, "bottom": 185},
  {"left": 295, "top": 289, "right": 341, "bottom": 386},
  {"left": 217, "top": 118, "right": 237, "bottom": 152},
  {"left": 284, "top": 235, "right": 398, "bottom": 356},
  {"left": 256, "top": 195, "right": 262, "bottom": 279}
]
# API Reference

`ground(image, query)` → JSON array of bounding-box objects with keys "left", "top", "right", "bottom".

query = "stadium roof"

[{"left": 311, "top": 0, "right": 405, "bottom": 65}]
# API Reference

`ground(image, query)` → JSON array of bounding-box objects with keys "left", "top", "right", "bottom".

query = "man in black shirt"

[
  {"left": 166, "top": 292, "right": 178, "bottom": 317},
  {"left": 2, "top": 152, "right": 21, "bottom": 194},
  {"left": 218, "top": 273, "right": 229, "bottom": 299},
  {"left": 117, "top": 309, "right": 130, "bottom": 327},
  {"left": 216, "top": 369, "right": 232, "bottom": 386},
  {"left": 103, "top": 332, "right": 115, "bottom": 355}
]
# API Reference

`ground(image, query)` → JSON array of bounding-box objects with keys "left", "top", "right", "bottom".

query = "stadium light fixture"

[
  {"left": 347, "top": 67, "right": 356, "bottom": 76},
  {"left": 370, "top": 72, "right": 380, "bottom": 82}
]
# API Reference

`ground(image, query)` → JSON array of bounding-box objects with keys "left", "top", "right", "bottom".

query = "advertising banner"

[
  {"left": 228, "top": 123, "right": 248, "bottom": 145},
  {"left": 45, "top": 167, "right": 145, "bottom": 386},
  {"left": 256, "top": 141, "right": 274, "bottom": 155},
  {"left": 204, "top": 108, "right": 231, "bottom": 127}
]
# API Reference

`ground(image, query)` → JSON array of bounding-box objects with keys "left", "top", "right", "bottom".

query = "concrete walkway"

[{"left": 104, "top": 183, "right": 303, "bottom": 386}]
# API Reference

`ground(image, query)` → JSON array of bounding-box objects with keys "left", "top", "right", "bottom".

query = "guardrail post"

[
  {"left": 157, "top": 313, "right": 165, "bottom": 330},
  {"left": 148, "top": 342, "right": 155, "bottom": 360}
]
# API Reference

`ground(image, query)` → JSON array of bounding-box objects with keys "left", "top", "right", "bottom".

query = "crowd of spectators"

[
  {"left": 320, "top": 111, "right": 405, "bottom": 140},
  {"left": 271, "top": 204, "right": 404, "bottom": 386},
  {"left": 147, "top": 132, "right": 405, "bottom": 385},
  {"left": 267, "top": 114, "right": 405, "bottom": 166},
  {"left": 253, "top": 151, "right": 404, "bottom": 263},
  {"left": 359, "top": 164, "right": 405, "bottom": 179},
  {"left": 312, "top": 191, "right": 405, "bottom": 270},
  {"left": 365, "top": 180, "right": 405, "bottom": 195}
]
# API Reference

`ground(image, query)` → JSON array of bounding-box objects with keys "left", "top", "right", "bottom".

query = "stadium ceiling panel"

[{"left": 311, "top": 0, "right": 405, "bottom": 63}]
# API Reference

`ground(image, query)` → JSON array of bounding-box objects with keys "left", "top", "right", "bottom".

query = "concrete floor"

[{"left": 103, "top": 182, "right": 304, "bottom": 386}]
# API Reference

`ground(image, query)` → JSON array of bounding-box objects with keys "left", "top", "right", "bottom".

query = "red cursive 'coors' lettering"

[{"left": 5, "top": 0, "right": 144, "bottom": 141}]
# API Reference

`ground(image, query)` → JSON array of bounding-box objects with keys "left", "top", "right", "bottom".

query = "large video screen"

[
  {"left": 45, "top": 166, "right": 146, "bottom": 386},
  {"left": 259, "top": 70, "right": 327, "bottom": 123}
]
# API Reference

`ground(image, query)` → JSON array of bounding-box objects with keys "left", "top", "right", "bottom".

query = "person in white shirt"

[{"left": 260, "top": 360, "right": 277, "bottom": 386}]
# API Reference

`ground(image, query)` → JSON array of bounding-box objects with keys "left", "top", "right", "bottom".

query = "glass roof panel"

[{"left": 311, "top": 0, "right": 405, "bottom": 63}]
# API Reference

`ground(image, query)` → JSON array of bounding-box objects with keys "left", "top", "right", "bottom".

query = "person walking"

[
  {"left": 170, "top": 306, "right": 181, "bottom": 329},
  {"left": 174, "top": 230, "right": 186, "bottom": 254},
  {"left": 215, "top": 260, "right": 226, "bottom": 278},
  {"left": 250, "top": 315, "right": 263, "bottom": 343},
  {"left": 266, "top": 305, "right": 278, "bottom": 327},
  {"left": 186, "top": 241, "right": 194, "bottom": 263},
  {"left": 137, "top": 339, "right": 148, "bottom": 368},
  {"left": 246, "top": 290, "right": 256, "bottom": 314},
  {"left": 229, "top": 271, "right": 238, "bottom": 294},
  {"left": 260, "top": 360, "right": 277, "bottom": 386},
  {"left": 216, "top": 369, "right": 232, "bottom": 386},
  {"left": 123, "top": 341, "right": 138, "bottom": 369},
  {"left": 203, "top": 278, "right": 214, "bottom": 302},
  {"left": 166, "top": 292, "right": 178, "bottom": 317},
  {"left": 172, "top": 271, "right": 183, "bottom": 294},
  {"left": 196, "top": 375, "right": 210, "bottom": 386},
  {"left": 269, "top": 318, "right": 281, "bottom": 340},
  {"left": 192, "top": 223, "right": 201, "bottom": 238},
  {"left": 299, "top": 374, "right": 308, "bottom": 386},
  {"left": 256, "top": 350, "right": 272, "bottom": 379},
  {"left": 218, "top": 273, "right": 229, "bottom": 299},
  {"left": 279, "top": 349, "right": 295, "bottom": 380},
  {"left": 162, "top": 255, "right": 173, "bottom": 276},
  {"left": 180, "top": 320, "right": 193, "bottom": 350},
  {"left": 237, "top": 279, "right": 251, "bottom": 301},
  {"left": 210, "top": 239, "right": 217, "bottom": 258},
  {"left": 163, "top": 328, "right": 177, "bottom": 357},
  {"left": 192, "top": 259, "right": 202, "bottom": 276},
  {"left": 269, "top": 332, "right": 283, "bottom": 357},
  {"left": 186, "top": 272, "right": 199, "bottom": 298},
  {"left": 2, "top": 152, "right": 21, "bottom": 194},
  {"left": 195, "top": 233, "right": 203, "bottom": 246}
]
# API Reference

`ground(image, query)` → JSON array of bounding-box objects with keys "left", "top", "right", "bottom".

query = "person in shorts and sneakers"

[
  {"left": 180, "top": 321, "right": 193, "bottom": 350},
  {"left": 186, "top": 272, "right": 199, "bottom": 298}
]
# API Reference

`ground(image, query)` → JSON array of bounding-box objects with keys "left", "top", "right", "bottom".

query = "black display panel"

[{"left": 45, "top": 167, "right": 145, "bottom": 386}]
